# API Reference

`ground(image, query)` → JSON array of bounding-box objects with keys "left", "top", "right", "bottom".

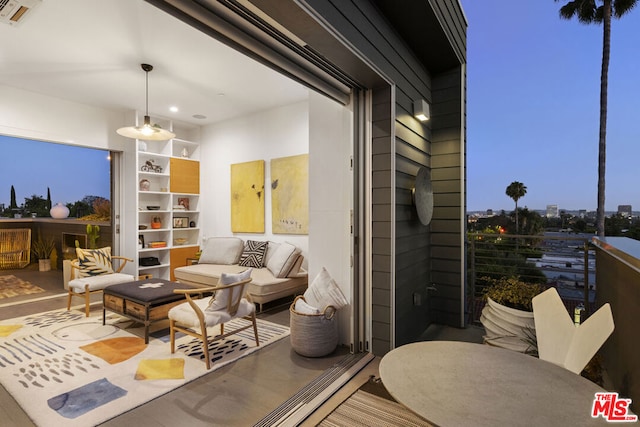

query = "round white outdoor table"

[{"left": 379, "top": 341, "right": 614, "bottom": 426}]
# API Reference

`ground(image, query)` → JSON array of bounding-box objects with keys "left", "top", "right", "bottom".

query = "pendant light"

[{"left": 117, "top": 63, "right": 175, "bottom": 141}]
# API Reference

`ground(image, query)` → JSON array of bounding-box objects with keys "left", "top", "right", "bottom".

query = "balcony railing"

[{"left": 467, "top": 232, "right": 595, "bottom": 324}]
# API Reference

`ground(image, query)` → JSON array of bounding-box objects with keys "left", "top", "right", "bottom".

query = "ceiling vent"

[{"left": 0, "top": 0, "right": 41, "bottom": 26}]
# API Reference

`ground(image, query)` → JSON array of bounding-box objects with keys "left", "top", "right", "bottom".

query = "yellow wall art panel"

[
  {"left": 230, "top": 160, "right": 265, "bottom": 233},
  {"left": 271, "top": 154, "right": 308, "bottom": 234}
]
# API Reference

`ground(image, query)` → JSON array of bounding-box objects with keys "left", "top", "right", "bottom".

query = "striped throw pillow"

[{"left": 238, "top": 240, "right": 268, "bottom": 268}]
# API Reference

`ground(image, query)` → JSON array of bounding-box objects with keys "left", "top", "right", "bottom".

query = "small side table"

[{"left": 186, "top": 257, "right": 199, "bottom": 266}]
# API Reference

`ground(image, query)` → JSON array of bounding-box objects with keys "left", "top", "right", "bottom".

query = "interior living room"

[{"left": 0, "top": 0, "right": 471, "bottom": 425}]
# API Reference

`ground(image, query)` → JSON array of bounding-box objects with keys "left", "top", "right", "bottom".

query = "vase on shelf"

[
  {"left": 50, "top": 202, "right": 69, "bottom": 219},
  {"left": 139, "top": 179, "right": 150, "bottom": 191},
  {"left": 151, "top": 216, "right": 162, "bottom": 229}
]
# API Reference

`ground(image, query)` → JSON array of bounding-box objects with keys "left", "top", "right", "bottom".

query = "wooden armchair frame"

[
  {"left": 67, "top": 255, "right": 134, "bottom": 316},
  {"left": 169, "top": 278, "right": 259, "bottom": 369}
]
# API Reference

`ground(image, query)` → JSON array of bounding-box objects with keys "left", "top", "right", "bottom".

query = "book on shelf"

[{"left": 148, "top": 241, "right": 167, "bottom": 248}]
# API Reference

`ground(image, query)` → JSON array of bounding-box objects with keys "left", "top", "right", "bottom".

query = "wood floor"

[{"left": 0, "top": 266, "right": 354, "bottom": 426}]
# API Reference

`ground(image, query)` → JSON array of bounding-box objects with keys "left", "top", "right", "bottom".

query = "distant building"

[
  {"left": 486, "top": 209, "right": 493, "bottom": 216},
  {"left": 546, "top": 204, "right": 559, "bottom": 218},
  {"left": 618, "top": 205, "right": 632, "bottom": 218},
  {"left": 578, "top": 209, "right": 587, "bottom": 218}
]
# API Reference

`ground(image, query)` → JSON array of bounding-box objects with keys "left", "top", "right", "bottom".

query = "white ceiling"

[{"left": 0, "top": 0, "right": 309, "bottom": 127}]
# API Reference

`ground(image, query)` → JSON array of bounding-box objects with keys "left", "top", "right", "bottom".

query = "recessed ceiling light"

[
  {"left": 170, "top": 106, "right": 179, "bottom": 113},
  {"left": 192, "top": 114, "right": 207, "bottom": 120}
]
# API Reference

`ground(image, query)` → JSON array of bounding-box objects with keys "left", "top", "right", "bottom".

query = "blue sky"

[
  {"left": 0, "top": 135, "right": 110, "bottom": 209},
  {"left": 462, "top": 0, "right": 640, "bottom": 212}
]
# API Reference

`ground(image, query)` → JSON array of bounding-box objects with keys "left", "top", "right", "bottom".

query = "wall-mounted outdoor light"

[{"left": 413, "top": 98, "right": 430, "bottom": 122}]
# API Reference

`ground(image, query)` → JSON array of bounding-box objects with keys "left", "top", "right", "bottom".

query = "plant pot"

[
  {"left": 480, "top": 297, "right": 536, "bottom": 353},
  {"left": 38, "top": 259, "right": 51, "bottom": 272}
]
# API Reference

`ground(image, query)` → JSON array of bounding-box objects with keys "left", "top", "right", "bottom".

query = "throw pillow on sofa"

[
  {"left": 199, "top": 237, "right": 244, "bottom": 265},
  {"left": 266, "top": 242, "right": 302, "bottom": 278},
  {"left": 239, "top": 240, "right": 268, "bottom": 268},
  {"left": 206, "top": 268, "right": 253, "bottom": 312}
]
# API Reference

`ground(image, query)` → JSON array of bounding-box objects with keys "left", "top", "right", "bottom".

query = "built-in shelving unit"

[{"left": 136, "top": 122, "right": 200, "bottom": 280}]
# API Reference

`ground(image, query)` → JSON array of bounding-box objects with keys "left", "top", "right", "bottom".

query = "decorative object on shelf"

[
  {"left": 151, "top": 217, "right": 162, "bottom": 229},
  {"left": 138, "top": 225, "right": 147, "bottom": 230},
  {"left": 178, "top": 197, "right": 190, "bottom": 210},
  {"left": 173, "top": 217, "right": 188, "bottom": 228},
  {"left": 174, "top": 238, "right": 187, "bottom": 246},
  {"left": 146, "top": 206, "right": 160, "bottom": 210},
  {"left": 173, "top": 205, "right": 185, "bottom": 211},
  {"left": 138, "top": 140, "right": 147, "bottom": 152},
  {"left": 138, "top": 234, "right": 145, "bottom": 249},
  {"left": 50, "top": 202, "right": 70, "bottom": 219},
  {"left": 141, "top": 159, "right": 163, "bottom": 173},
  {"left": 189, "top": 221, "right": 196, "bottom": 228},
  {"left": 139, "top": 179, "right": 150, "bottom": 191},
  {"left": 181, "top": 147, "right": 189, "bottom": 158},
  {"left": 160, "top": 187, "right": 168, "bottom": 192},
  {"left": 116, "top": 64, "right": 176, "bottom": 141}
]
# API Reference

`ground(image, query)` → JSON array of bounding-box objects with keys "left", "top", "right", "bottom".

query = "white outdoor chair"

[
  {"left": 532, "top": 287, "right": 614, "bottom": 374},
  {"left": 168, "top": 277, "right": 259, "bottom": 369}
]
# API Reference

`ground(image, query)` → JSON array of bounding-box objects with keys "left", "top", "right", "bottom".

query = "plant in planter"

[
  {"left": 480, "top": 276, "right": 546, "bottom": 354},
  {"left": 31, "top": 233, "right": 56, "bottom": 272}
]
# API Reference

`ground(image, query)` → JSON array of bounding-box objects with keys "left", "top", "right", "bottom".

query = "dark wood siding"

[
  {"left": 299, "top": 0, "right": 466, "bottom": 351},
  {"left": 430, "top": 67, "right": 466, "bottom": 327}
]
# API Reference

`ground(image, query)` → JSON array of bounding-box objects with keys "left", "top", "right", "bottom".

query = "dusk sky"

[
  {"left": 462, "top": 0, "right": 640, "bottom": 212},
  {"left": 0, "top": 135, "right": 110, "bottom": 209}
]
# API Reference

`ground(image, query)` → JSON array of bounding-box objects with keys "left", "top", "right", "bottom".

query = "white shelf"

[{"left": 136, "top": 120, "right": 200, "bottom": 279}]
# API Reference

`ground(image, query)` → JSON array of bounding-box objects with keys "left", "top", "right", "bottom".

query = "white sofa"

[{"left": 173, "top": 237, "right": 308, "bottom": 311}]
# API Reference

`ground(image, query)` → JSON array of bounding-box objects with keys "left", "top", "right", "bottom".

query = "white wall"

[
  {"left": 199, "top": 101, "right": 310, "bottom": 255},
  {"left": 308, "top": 91, "right": 353, "bottom": 345}
]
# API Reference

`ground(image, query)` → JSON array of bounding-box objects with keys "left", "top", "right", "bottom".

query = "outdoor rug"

[
  {"left": 0, "top": 275, "right": 45, "bottom": 299},
  {"left": 0, "top": 307, "right": 289, "bottom": 427},
  {"left": 319, "top": 378, "right": 432, "bottom": 427}
]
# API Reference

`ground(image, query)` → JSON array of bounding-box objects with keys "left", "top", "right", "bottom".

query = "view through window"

[{"left": 0, "top": 135, "right": 111, "bottom": 219}]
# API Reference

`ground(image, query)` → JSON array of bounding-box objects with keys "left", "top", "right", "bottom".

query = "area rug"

[
  {"left": 0, "top": 275, "right": 45, "bottom": 299},
  {"left": 0, "top": 308, "right": 289, "bottom": 427}
]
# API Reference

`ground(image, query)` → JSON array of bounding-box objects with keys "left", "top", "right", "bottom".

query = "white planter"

[
  {"left": 480, "top": 297, "right": 536, "bottom": 353},
  {"left": 38, "top": 259, "right": 51, "bottom": 272}
]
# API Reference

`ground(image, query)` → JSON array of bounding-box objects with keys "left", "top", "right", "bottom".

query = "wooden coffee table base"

[{"left": 103, "top": 279, "right": 192, "bottom": 343}]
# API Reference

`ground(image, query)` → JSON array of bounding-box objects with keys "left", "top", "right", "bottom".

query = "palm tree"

[
  {"left": 555, "top": 0, "right": 638, "bottom": 237},
  {"left": 506, "top": 181, "right": 527, "bottom": 234}
]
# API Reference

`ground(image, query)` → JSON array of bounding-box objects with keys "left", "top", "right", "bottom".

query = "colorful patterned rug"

[
  {"left": 0, "top": 275, "right": 45, "bottom": 299},
  {"left": 0, "top": 308, "right": 289, "bottom": 426}
]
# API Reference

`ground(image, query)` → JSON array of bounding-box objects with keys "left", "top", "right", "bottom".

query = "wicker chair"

[
  {"left": 168, "top": 278, "right": 259, "bottom": 369},
  {"left": 0, "top": 228, "right": 31, "bottom": 269}
]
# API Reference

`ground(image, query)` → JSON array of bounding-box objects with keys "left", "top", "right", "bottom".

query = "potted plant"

[
  {"left": 31, "top": 233, "right": 56, "bottom": 272},
  {"left": 480, "top": 276, "right": 546, "bottom": 354}
]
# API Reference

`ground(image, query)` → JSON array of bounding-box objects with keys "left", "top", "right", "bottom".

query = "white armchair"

[
  {"left": 67, "top": 247, "right": 134, "bottom": 317},
  {"left": 168, "top": 274, "right": 259, "bottom": 370}
]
